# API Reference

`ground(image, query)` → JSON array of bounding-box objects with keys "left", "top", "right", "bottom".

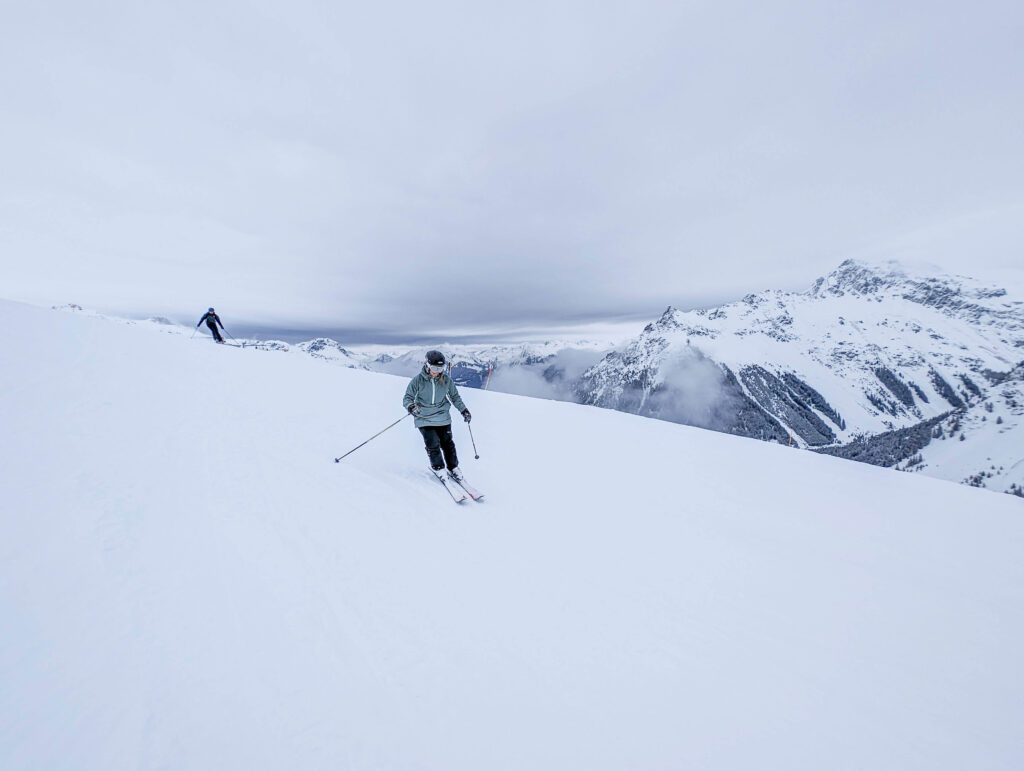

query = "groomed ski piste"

[{"left": 2, "top": 298, "right": 1023, "bottom": 771}]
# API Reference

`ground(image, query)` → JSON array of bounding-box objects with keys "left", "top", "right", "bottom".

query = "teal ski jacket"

[{"left": 403, "top": 367, "right": 467, "bottom": 428}]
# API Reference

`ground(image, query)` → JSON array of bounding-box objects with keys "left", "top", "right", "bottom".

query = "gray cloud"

[
  {"left": 2, "top": 1, "right": 1022, "bottom": 332},
  {"left": 486, "top": 348, "right": 606, "bottom": 401},
  {"left": 642, "top": 350, "right": 740, "bottom": 432}
]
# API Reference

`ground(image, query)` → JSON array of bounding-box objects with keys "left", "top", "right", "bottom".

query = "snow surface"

[{"left": 2, "top": 299, "right": 1023, "bottom": 770}]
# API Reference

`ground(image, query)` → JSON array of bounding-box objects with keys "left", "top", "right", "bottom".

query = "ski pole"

[
  {"left": 467, "top": 422, "right": 480, "bottom": 459},
  {"left": 190, "top": 327, "right": 198, "bottom": 339},
  {"left": 334, "top": 413, "right": 411, "bottom": 463}
]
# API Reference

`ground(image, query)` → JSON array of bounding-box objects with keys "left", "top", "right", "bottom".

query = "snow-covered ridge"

[
  {"left": 46, "top": 302, "right": 622, "bottom": 397},
  {"left": 575, "top": 259, "right": 1024, "bottom": 494}
]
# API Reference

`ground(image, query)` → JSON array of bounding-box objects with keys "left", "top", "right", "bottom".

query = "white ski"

[
  {"left": 449, "top": 473, "right": 485, "bottom": 502},
  {"left": 432, "top": 470, "right": 468, "bottom": 504}
]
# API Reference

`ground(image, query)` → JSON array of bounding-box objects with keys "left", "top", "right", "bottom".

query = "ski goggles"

[{"left": 427, "top": 363, "right": 445, "bottom": 374}]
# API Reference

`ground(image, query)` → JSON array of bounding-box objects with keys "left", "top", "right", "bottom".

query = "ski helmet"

[
  {"left": 208, "top": 307, "right": 215, "bottom": 312},
  {"left": 425, "top": 350, "right": 446, "bottom": 370}
]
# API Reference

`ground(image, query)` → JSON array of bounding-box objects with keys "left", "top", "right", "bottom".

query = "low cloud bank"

[
  {"left": 643, "top": 349, "right": 740, "bottom": 431},
  {"left": 486, "top": 349, "right": 607, "bottom": 401}
]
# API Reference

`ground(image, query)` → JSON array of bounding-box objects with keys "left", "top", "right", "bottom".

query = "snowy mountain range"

[
  {"left": 3, "top": 297, "right": 1023, "bottom": 770},
  {"left": 282, "top": 260, "right": 1024, "bottom": 496},
  {"left": 47, "top": 259, "right": 1024, "bottom": 495},
  {"left": 573, "top": 260, "right": 1024, "bottom": 495},
  {"left": 293, "top": 335, "right": 624, "bottom": 400}
]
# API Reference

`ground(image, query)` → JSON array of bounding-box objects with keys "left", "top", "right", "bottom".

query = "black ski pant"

[
  {"left": 419, "top": 424, "right": 458, "bottom": 471},
  {"left": 206, "top": 321, "right": 224, "bottom": 342}
]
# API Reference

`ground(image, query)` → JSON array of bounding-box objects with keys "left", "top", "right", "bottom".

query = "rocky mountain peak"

[
  {"left": 644, "top": 306, "right": 682, "bottom": 333},
  {"left": 657, "top": 305, "right": 681, "bottom": 325},
  {"left": 809, "top": 259, "right": 911, "bottom": 298},
  {"left": 806, "top": 259, "right": 1020, "bottom": 325}
]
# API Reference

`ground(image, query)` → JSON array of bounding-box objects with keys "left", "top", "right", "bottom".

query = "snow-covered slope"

[
  {"left": 2, "top": 299, "right": 1023, "bottom": 770},
  {"left": 896, "top": 362, "right": 1024, "bottom": 493},
  {"left": 576, "top": 260, "right": 1024, "bottom": 493}
]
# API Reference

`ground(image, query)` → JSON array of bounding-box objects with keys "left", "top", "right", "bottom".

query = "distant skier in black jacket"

[{"left": 197, "top": 308, "right": 226, "bottom": 343}]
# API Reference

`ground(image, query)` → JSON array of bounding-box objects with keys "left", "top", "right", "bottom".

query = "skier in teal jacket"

[{"left": 403, "top": 350, "right": 471, "bottom": 480}]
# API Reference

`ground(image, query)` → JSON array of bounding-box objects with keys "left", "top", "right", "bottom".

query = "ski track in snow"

[{"left": 1, "top": 299, "right": 1023, "bottom": 770}]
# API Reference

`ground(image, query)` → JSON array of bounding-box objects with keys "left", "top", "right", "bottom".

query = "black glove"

[
  {"left": 462, "top": 409, "right": 472, "bottom": 423},
  {"left": 408, "top": 404, "right": 422, "bottom": 417}
]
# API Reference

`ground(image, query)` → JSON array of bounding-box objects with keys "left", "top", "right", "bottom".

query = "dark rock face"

[{"left": 810, "top": 260, "right": 890, "bottom": 297}]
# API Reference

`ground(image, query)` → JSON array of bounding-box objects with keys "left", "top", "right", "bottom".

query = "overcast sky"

[{"left": 2, "top": 0, "right": 1022, "bottom": 335}]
